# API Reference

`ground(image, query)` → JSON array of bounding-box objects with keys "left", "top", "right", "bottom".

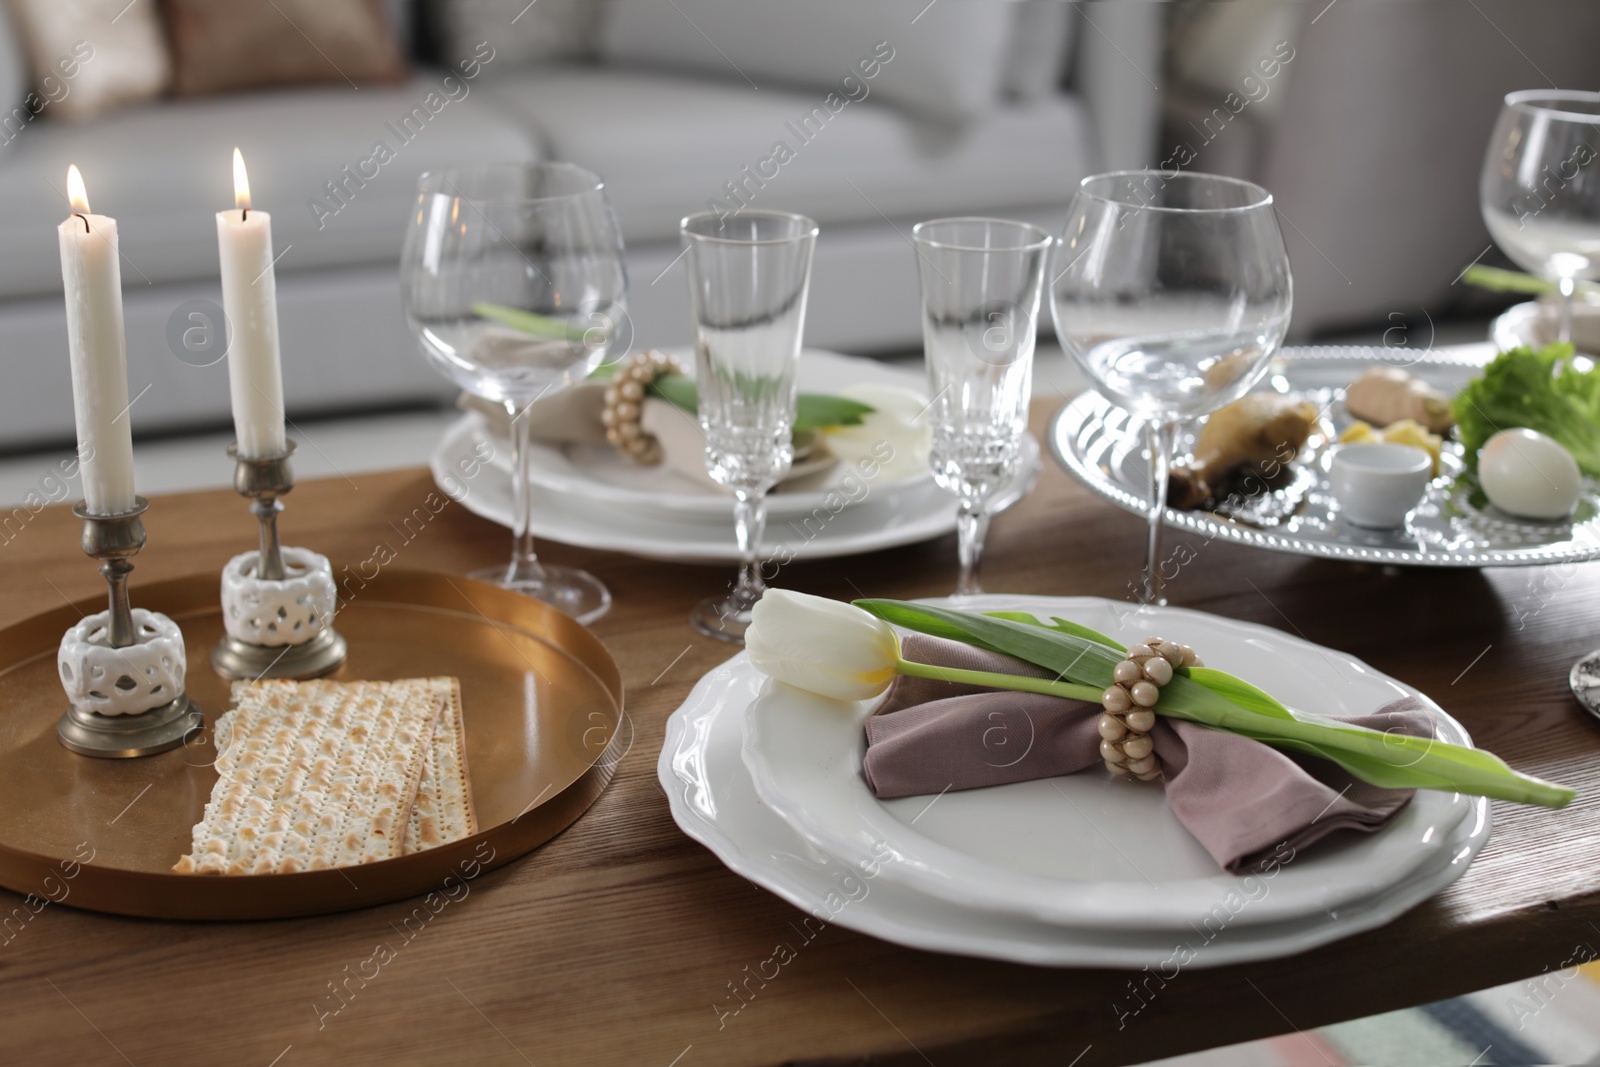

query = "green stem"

[
  {"left": 894, "top": 658, "right": 1103, "bottom": 703},
  {"left": 473, "top": 301, "right": 590, "bottom": 342},
  {"left": 1461, "top": 264, "right": 1600, "bottom": 297}
]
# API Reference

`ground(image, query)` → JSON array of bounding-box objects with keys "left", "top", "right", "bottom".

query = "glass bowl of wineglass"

[
  {"left": 1050, "top": 170, "right": 1293, "bottom": 605},
  {"left": 400, "top": 162, "right": 628, "bottom": 624},
  {"left": 1481, "top": 89, "right": 1600, "bottom": 349}
]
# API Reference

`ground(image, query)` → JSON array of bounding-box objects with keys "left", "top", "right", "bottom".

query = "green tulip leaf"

[
  {"left": 855, "top": 598, "right": 1574, "bottom": 809},
  {"left": 586, "top": 365, "right": 873, "bottom": 431},
  {"left": 473, "top": 301, "right": 590, "bottom": 342}
]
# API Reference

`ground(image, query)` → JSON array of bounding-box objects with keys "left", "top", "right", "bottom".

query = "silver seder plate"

[{"left": 1048, "top": 345, "right": 1600, "bottom": 568}]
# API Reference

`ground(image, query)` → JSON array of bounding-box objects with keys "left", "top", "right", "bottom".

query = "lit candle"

[
  {"left": 217, "top": 148, "right": 287, "bottom": 458},
  {"left": 58, "top": 164, "right": 137, "bottom": 515}
]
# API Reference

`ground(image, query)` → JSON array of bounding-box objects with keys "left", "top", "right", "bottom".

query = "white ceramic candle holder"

[
  {"left": 59, "top": 608, "right": 186, "bottom": 715},
  {"left": 210, "top": 442, "right": 348, "bottom": 681},
  {"left": 220, "top": 547, "right": 337, "bottom": 646},
  {"left": 55, "top": 499, "right": 204, "bottom": 758}
]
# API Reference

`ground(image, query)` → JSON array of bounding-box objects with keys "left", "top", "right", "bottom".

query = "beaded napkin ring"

[
  {"left": 1099, "top": 636, "right": 1202, "bottom": 781},
  {"left": 601, "top": 350, "right": 681, "bottom": 465}
]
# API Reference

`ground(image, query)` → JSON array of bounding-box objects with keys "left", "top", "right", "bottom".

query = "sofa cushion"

[
  {"left": 432, "top": 0, "right": 605, "bottom": 67},
  {"left": 8, "top": 0, "right": 170, "bottom": 122},
  {"left": 165, "top": 0, "right": 407, "bottom": 97},
  {"left": 0, "top": 71, "right": 539, "bottom": 299},
  {"left": 485, "top": 68, "right": 1092, "bottom": 245},
  {"left": 1004, "top": 0, "right": 1076, "bottom": 100},
  {"left": 0, "top": 3, "right": 25, "bottom": 117},
  {"left": 599, "top": 0, "right": 1014, "bottom": 126}
]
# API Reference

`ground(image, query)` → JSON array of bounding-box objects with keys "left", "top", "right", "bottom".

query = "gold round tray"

[{"left": 0, "top": 570, "right": 625, "bottom": 920}]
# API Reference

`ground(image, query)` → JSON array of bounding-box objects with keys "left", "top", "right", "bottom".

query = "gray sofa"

[
  {"left": 1163, "top": 0, "right": 1600, "bottom": 338},
  {"left": 0, "top": 1, "right": 1161, "bottom": 452}
]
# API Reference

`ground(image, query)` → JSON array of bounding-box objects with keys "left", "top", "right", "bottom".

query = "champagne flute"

[
  {"left": 1051, "top": 171, "right": 1292, "bottom": 605},
  {"left": 1481, "top": 89, "right": 1600, "bottom": 349},
  {"left": 680, "top": 210, "right": 818, "bottom": 643},
  {"left": 401, "top": 162, "right": 626, "bottom": 624},
  {"left": 912, "top": 217, "right": 1051, "bottom": 596}
]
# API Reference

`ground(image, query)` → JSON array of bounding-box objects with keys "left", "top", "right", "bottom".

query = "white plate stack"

[
  {"left": 658, "top": 594, "right": 1490, "bottom": 968},
  {"left": 431, "top": 351, "right": 1041, "bottom": 563}
]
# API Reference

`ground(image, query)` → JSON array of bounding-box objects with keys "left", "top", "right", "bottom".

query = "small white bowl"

[{"left": 1329, "top": 443, "right": 1432, "bottom": 528}]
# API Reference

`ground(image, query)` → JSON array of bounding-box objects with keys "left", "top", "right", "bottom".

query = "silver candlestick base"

[
  {"left": 212, "top": 626, "right": 347, "bottom": 681},
  {"left": 56, "top": 498, "right": 204, "bottom": 758},
  {"left": 211, "top": 441, "right": 348, "bottom": 681}
]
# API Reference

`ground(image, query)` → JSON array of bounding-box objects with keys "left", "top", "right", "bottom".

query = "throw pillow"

[
  {"left": 600, "top": 0, "right": 1014, "bottom": 126},
  {"left": 164, "top": 0, "right": 407, "bottom": 96},
  {"left": 431, "top": 0, "right": 605, "bottom": 70},
  {"left": 5, "top": 0, "right": 171, "bottom": 122}
]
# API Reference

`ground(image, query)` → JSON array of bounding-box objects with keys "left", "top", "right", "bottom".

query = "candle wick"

[
  {"left": 241, "top": 207, "right": 248, "bottom": 222},
  {"left": 73, "top": 213, "right": 89, "bottom": 234}
]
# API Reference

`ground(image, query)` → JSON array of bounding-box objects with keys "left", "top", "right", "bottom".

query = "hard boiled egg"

[{"left": 1479, "top": 428, "right": 1582, "bottom": 520}]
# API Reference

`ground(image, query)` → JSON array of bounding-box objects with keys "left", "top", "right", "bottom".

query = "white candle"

[
  {"left": 58, "top": 164, "right": 137, "bottom": 515},
  {"left": 217, "top": 148, "right": 287, "bottom": 458}
]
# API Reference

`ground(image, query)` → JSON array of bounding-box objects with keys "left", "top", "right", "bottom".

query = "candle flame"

[
  {"left": 67, "top": 164, "right": 89, "bottom": 214},
  {"left": 233, "top": 147, "right": 251, "bottom": 212}
]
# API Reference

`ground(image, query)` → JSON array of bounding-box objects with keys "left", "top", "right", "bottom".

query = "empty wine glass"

[
  {"left": 1051, "top": 171, "right": 1292, "bottom": 605},
  {"left": 1483, "top": 94, "right": 1600, "bottom": 712},
  {"left": 912, "top": 217, "right": 1051, "bottom": 596},
  {"left": 401, "top": 162, "right": 627, "bottom": 624},
  {"left": 680, "top": 209, "right": 818, "bottom": 643},
  {"left": 1481, "top": 89, "right": 1600, "bottom": 347}
]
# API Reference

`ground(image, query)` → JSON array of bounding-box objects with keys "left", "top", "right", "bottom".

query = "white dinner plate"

[
  {"left": 659, "top": 651, "right": 1490, "bottom": 968},
  {"left": 1491, "top": 298, "right": 1600, "bottom": 354},
  {"left": 492, "top": 350, "right": 935, "bottom": 521},
  {"left": 433, "top": 417, "right": 1041, "bottom": 563},
  {"left": 742, "top": 595, "right": 1472, "bottom": 930}
]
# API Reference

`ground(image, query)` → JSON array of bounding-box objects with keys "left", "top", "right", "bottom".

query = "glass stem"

[
  {"left": 507, "top": 398, "right": 545, "bottom": 585},
  {"left": 956, "top": 500, "right": 991, "bottom": 597},
  {"left": 1559, "top": 276, "right": 1576, "bottom": 345},
  {"left": 1143, "top": 420, "right": 1178, "bottom": 606},
  {"left": 730, "top": 486, "right": 768, "bottom": 614}
]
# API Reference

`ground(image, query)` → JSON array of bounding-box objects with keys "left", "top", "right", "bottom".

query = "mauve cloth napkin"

[{"left": 863, "top": 634, "right": 1430, "bottom": 873}]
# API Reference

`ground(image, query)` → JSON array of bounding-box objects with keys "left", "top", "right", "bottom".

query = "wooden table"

[{"left": 2, "top": 399, "right": 1598, "bottom": 1067}]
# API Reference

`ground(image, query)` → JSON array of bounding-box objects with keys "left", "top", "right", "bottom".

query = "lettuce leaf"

[{"left": 1454, "top": 342, "right": 1600, "bottom": 476}]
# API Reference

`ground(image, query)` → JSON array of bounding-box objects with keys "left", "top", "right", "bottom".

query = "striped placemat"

[{"left": 1139, "top": 962, "right": 1600, "bottom": 1066}]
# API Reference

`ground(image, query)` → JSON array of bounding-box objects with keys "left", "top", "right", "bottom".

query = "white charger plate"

[
  {"left": 742, "top": 595, "right": 1472, "bottom": 930},
  {"left": 493, "top": 350, "right": 934, "bottom": 521},
  {"left": 659, "top": 652, "right": 1490, "bottom": 968},
  {"left": 433, "top": 417, "right": 1041, "bottom": 563}
]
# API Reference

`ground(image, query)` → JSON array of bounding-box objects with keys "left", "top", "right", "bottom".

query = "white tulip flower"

[
  {"left": 745, "top": 589, "right": 903, "bottom": 701},
  {"left": 819, "top": 384, "right": 933, "bottom": 483}
]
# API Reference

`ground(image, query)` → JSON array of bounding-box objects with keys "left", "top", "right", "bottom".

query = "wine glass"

[
  {"left": 1481, "top": 94, "right": 1600, "bottom": 711},
  {"left": 1481, "top": 90, "right": 1600, "bottom": 348},
  {"left": 680, "top": 209, "right": 819, "bottom": 643},
  {"left": 1051, "top": 170, "right": 1292, "bottom": 605},
  {"left": 401, "top": 162, "right": 627, "bottom": 624},
  {"left": 911, "top": 217, "right": 1051, "bottom": 596}
]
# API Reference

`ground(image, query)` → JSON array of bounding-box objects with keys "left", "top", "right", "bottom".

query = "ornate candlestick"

[
  {"left": 212, "top": 441, "right": 347, "bottom": 680},
  {"left": 57, "top": 498, "right": 204, "bottom": 757}
]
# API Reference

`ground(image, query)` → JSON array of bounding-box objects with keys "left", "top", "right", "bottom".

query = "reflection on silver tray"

[{"left": 1049, "top": 345, "right": 1600, "bottom": 568}]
